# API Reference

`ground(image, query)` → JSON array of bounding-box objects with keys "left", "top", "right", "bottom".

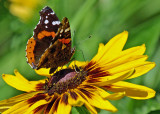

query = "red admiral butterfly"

[{"left": 26, "top": 6, "right": 75, "bottom": 74}]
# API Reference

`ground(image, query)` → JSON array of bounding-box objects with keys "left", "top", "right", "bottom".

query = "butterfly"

[{"left": 26, "top": 6, "right": 75, "bottom": 74}]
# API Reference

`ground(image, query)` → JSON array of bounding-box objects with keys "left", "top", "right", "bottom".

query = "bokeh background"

[{"left": 0, "top": 0, "right": 160, "bottom": 114}]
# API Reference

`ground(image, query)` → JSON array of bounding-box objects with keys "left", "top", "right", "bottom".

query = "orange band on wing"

[
  {"left": 37, "top": 30, "right": 56, "bottom": 39},
  {"left": 26, "top": 37, "right": 36, "bottom": 65},
  {"left": 58, "top": 38, "right": 71, "bottom": 44}
]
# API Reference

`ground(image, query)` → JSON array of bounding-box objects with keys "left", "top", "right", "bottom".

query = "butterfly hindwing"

[{"left": 56, "top": 17, "right": 71, "bottom": 44}]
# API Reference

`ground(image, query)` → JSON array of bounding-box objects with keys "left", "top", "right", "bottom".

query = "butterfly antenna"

[
  {"left": 75, "top": 34, "right": 92, "bottom": 46},
  {"left": 75, "top": 49, "right": 86, "bottom": 62}
]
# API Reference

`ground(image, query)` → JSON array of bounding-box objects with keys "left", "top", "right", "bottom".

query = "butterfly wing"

[
  {"left": 37, "top": 17, "right": 75, "bottom": 73},
  {"left": 26, "top": 6, "right": 60, "bottom": 68}
]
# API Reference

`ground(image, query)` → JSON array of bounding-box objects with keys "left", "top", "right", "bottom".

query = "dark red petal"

[
  {"left": 82, "top": 85, "right": 96, "bottom": 89},
  {"left": 84, "top": 61, "right": 96, "bottom": 71},
  {"left": 79, "top": 88, "right": 93, "bottom": 99},
  {"left": 35, "top": 83, "right": 45, "bottom": 90},
  {"left": 89, "top": 72, "right": 109, "bottom": 78},
  {"left": 68, "top": 91, "right": 78, "bottom": 100},
  {"left": 88, "top": 67, "right": 102, "bottom": 75},
  {"left": 33, "top": 104, "right": 46, "bottom": 113},
  {"left": 44, "top": 99, "right": 56, "bottom": 113},
  {"left": 86, "top": 78, "right": 101, "bottom": 83},
  {"left": 54, "top": 98, "right": 60, "bottom": 112},
  {"left": 27, "top": 93, "right": 47, "bottom": 105},
  {"left": 61, "top": 94, "right": 68, "bottom": 105}
]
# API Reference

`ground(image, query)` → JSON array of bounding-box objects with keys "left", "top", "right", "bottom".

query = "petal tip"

[
  {"left": 141, "top": 44, "right": 146, "bottom": 50},
  {"left": 123, "top": 30, "right": 128, "bottom": 34},
  {"left": 152, "top": 90, "right": 156, "bottom": 97},
  {"left": 14, "top": 69, "right": 18, "bottom": 74},
  {"left": 151, "top": 62, "right": 156, "bottom": 68},
  {"left": 112, "top": 107, "right": 118, "bottom": 112},
  {"left": 142, "top": 44, "right": 145, "bottom": 47},
  {"left": 120, "top": 31, "right": 128, "bottom": 40},
  {"left": 122, "top": 30, "right": 128, "bottom": 36}
]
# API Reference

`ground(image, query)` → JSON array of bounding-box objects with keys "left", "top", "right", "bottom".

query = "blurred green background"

[{"left": 0, "top": 0, "right": 160, "bottom": 114}]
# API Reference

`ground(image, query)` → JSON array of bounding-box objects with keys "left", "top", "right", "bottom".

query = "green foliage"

[
  {"left": 0, "top": 0, "right": 160, "bottom": 113},
  {"left": 72, "top": 106, "right": 90, "bottom": 114}
]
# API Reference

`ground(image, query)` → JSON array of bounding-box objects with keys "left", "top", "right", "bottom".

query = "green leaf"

[
  {"left": 148, "top": 110, "right": 160, "bottom": 114},
  {"left": 75, "top": 106, "right": 90, "bottom": 114}
]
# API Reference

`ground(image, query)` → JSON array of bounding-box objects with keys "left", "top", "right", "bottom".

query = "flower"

[
  {"left": 9, "top": 0, "right": 44, "bottom": 21},
  {"left": 0, "top": 31, "right": 155, "bottom": 114}
]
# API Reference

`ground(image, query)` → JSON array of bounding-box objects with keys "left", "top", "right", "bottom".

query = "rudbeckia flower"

[{"left": 0, "top": 31, "right": 155, "bottom": 114}]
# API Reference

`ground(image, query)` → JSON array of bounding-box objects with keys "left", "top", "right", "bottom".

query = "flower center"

[{"left": 45, "top": 67, "right": 87, "bottom": 95}]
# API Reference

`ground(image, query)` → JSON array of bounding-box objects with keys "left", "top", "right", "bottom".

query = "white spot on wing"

[
  {"left": 44, "top": 20, "right": 49, "bottom": 24},
  {"left": 60, "top": 29, "right": 63, "bottom": 33},
  {"left": 65, "top": 28, "right": 70, "bottom": 32},
  {"left": 50, "top": 12, "right": 55, "bottom": 15},
  {"left": 52, "top": 21, "right": 60, "bottom": 25},
  {"left": 46, "top": 16, "right": 48, "bottom": 18},
  {"left": 45, "top": 26, "right": 48, "bottom": 28}
]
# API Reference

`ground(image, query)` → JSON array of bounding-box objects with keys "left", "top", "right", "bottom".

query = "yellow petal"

[
  {"left": 0, "top": 107, "right": 10, "bottom": 113},
  {"left": 8, "top": 105, "right": 29, "bottom": 114},
  {"left": 98, "top": 43, "right": 105, "bottom": 53},
  {"left": 29, "top": 80, "right": 45, "bottom": 91},
  {"left": 2, "top": 100, "right": 29, "bottom": 114},
  {"left": 81, "top": 85, "right": 125, "bottom": 100},
  {"left": 100, "top": 44, "right": 146, "bottom": 66},
  {"left": 0, "top": 92, "right": 42, "bottom": 113},
  {"left": 2, "top": 70, "right": 45, "bottom": 92},
  {"left": 0, "top": 92, "right": 39, "bottom": 106},
  {"left": 67, "top": 90, "right": 84, "bottom": 106},
  {"left": 84, "top": 103, "right": 97, "bottom": 114},
  {"left": 98, "top": 53, "right": 155, "bottom": 79},
  {"left": 80, "top": 85, "right": 111, "bottom": 99},
  {"left": 56, "top": 94, "right": 72, "bottom": 114},
  {"left": 87, "top": 69, "right": 135, "bottom": 86},
  {"left": 35, "top": 68, "right": 52, "bottom": 78},
  {"left": 68, "top": 89, "right": 97, "bottom": 113},
  {"left": 35, "top": 66, "right": 67, "bottom": 78},
  {"left": 49, "top": 97, "right": 60, "bottom": 114},
  {"left": 117, "top": 44, "right": 146, "bottom": 59},
  {"left": 69, "top": 60, "right": 88, "bottom": 68},
  {"left": 29, "top": 80, "right": 45, "bottom": 85},
  {"left": 127, "top": 62, "right": 155, "bottom": 79},
  {"left": 73, "top": 90, "right": 98, "bottom": 114},
  {"left": 75, "top": 89, "right": 117, "bottom": 112},
  {"left": 106, "top": 92, "right": 125, "bottom": 100},
  {"left": 107, "top": 55, "right": 148, "bottom": 74},
  {"left": 2, "top": 74, "right": 35, "bottom": 92},
  {"left": 25, "top": 100, "right": 47, "bottom": 114},
  {"left": 92, "top": 31, "right": 128, "bottom": 63},
  {"left": 105, "top": 81, "right": 156, "bottom": 99},
  {"left": 14, "top": 69, "right": 29, "bottom": 83}
]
